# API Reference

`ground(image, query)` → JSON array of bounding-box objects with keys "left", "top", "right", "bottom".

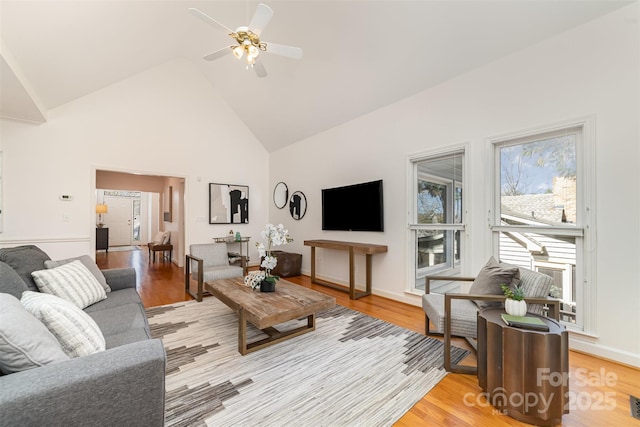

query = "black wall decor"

[{"left": 209, "top": 183, "right": 249, "bottom": 224}]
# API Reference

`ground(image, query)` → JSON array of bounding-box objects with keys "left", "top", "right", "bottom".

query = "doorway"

[{"left": 94, "top": 169, "right": 186, "bottom": 267}]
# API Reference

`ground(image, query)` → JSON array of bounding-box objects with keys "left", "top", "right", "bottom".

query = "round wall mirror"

[
  {"left": 273, "top": 182, "right": 288, "bottom": 209},
  {"left": 289, "top": 191, "right": 307, "bottom": 220}
]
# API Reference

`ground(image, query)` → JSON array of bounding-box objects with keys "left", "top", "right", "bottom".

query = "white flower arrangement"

[
  {"left": 244, "top": 270, "right": 266, "bottom": 289},
  {"left": 254, "top": 223, "right": 293, "bottom": 286}
]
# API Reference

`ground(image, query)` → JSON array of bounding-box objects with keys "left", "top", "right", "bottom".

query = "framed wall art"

[{"left": 209, "top": 183, "right": 249, "bottom": 224}]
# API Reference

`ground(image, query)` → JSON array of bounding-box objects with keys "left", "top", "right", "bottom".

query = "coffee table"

[{"left": 205, "top": 277, "right": 336, "bottom": 355}]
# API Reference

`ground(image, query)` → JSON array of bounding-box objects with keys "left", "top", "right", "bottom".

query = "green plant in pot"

[{"left": 501, "top": 283, "right": 527, "bottom": 316}]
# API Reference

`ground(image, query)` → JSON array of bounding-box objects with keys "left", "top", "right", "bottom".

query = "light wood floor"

[{"left": 97, "top": 248, "right": 640, "bottom": 427}]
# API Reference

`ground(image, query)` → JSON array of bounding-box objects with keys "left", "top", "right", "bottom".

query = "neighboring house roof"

[{"left": 501, "top": 194, "right": 565, "bottom": 225}]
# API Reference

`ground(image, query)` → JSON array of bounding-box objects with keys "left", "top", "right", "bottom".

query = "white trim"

[
  {"left": 406, "top": 143, "right": 469, "bottom": 293},
  {"left": 409, "top": 224, "right": 466, "bottom": 231},
  {"left": 491, "top": 225, "right": 584, "bottom": 237},
  {"left": 487, "top": 115, "right": 597, "bottom": 335},
  {"left": 91, "top": 165, "right": 189, "bottom": 268},
  {"left": 569, "top": 336, "right": 640, "bottom": 369},
  {"left": 0, "top": 236, "right": 90, "bottom": 247}
]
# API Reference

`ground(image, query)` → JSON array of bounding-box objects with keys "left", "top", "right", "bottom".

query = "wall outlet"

[{"left": 62, "top": 214, "right": 70, "bottom": 222}]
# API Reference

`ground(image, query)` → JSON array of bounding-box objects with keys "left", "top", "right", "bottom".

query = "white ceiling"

[{"left": 0, "top": 0, "right": 632, "bottom": 152}]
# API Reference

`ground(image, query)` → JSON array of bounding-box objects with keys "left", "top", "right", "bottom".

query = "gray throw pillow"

[
  {"left": 469, "top": 257, "right": 520, "bottom": 309},
  {"left": 0, "top": 245, "right": 51, "bottom": 292},
  {"left": 45, "top": 255, "right": 111, "bottom": 292},
  {"left": 0, "top": 293, "right": 69, "bottom": 374},
  {"left": 0, "top": 261, "right": 29, "bottom": 299}
]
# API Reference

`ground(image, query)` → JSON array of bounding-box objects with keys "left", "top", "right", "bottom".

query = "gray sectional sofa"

[{"left": 0, "top": 245, "right": 166, "bottom": 426}]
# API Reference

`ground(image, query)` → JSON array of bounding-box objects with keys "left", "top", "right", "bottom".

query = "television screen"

[{"left": 322, "top": 180, "right": 384, "bottom": 231}]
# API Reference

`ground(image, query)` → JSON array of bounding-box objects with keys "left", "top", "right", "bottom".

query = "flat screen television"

[{"left": 322, "top": 180, "right": 384, "bottom": 231}]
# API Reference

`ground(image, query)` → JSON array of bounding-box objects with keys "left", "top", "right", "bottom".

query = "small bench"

[{"left": 149, "top": 243, "right": 173, "bottom": 262}]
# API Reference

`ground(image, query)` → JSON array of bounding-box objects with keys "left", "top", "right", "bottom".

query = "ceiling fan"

[{"left": 188, "top": 3, "right": 303, "bottom": 78}]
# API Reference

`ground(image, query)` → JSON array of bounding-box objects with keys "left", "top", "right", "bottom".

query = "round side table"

[{"left": 477, "top": 308, "right": 569, "bottom": 426}]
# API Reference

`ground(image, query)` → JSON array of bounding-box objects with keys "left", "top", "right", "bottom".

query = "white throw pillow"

[
  {"left": 0, "top": 293, "right": 69, "bottom": 373},
  {"left": 31, "top": 260, "right": 107, "bottom": 309},
  {"left": 162, "top": 231, "right": 171, "bottom": 244},
  {"left": 152, "top": 231, "right": 165, "bottom": 244},
  {"left": 21, "top": 292, "right": 106, "bottom": 358},
  {"left": 45, "top": 254, "right": 111, "bottom": 292}
]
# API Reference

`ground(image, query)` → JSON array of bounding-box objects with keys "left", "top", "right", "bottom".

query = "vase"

[
  {"left": 505, "top": 299, "right": 527, "bottom": 316},
  {"left": 260, "top": 280, "right": 275, "bottom": 293}
]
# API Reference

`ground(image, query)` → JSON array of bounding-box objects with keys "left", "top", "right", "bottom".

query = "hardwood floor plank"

[{"left": 96, "top": 248, "right": 640, "bottom": 426}]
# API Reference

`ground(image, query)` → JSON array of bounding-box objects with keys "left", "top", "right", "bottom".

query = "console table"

[
  {"left": 96, "top": 227, "right": 109, "bottom": 252},
  {"left": 303, "top": 239, "right": 388, "bottom": 299},
  {"left": 477, "top": 308, "right": 569, "bottom": 426},
  {"left": 213, "top": 235, "right": 251, "bottom": 264}
]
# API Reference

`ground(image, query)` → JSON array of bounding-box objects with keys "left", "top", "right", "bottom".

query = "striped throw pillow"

[
  {"left": 31, "top": 260, "right": 106, "bottom": 309},
  {"left": 21, "top": 292, "right": 105, "bottom": 358}
]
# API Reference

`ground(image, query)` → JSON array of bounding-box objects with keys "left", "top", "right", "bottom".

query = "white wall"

[
  {"left": 270, "top": 4, "right": 639, "bottom": 366},
  {"left": 0, "top": 58, "right": 271, "bottom": 263}
]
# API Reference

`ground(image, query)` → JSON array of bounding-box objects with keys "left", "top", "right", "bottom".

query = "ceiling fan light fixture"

[{"left": 232, "top": 45, "right": 244, "bottom": 59}]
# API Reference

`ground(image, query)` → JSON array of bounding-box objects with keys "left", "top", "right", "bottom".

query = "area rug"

[
  {"left": 146, "top": 298, "right": 469, "bottom": 427},
  {"left": 107, "top": 245, "right": 141, "bottom": 252}
]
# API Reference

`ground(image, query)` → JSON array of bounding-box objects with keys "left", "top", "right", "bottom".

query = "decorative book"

[{"left": 501, "top": 314, "right": 550, "bottom": 332}]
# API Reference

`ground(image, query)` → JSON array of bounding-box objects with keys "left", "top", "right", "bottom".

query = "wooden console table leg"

[
  {"left": 365, "top": 254, "right": 372, "bottom": 296},
  {"left": 349, "top": 247, "right": 356, "bottom": 300},
  {"left": 310, "top": 247, "right": 316, "bottom": 282}
]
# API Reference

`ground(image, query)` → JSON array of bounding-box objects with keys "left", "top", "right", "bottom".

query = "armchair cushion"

[
  {"left": 469, "top": 257, "right": 520, "bottom": 308},
  {"left": 422, "top": 293, "right": 479, "bottom": 338},
  {"left": 190, "top": 243, "right": 230, "bottom": 268},
  {"left": 517, "top": 267, "right": 554, "bottom": 315}
]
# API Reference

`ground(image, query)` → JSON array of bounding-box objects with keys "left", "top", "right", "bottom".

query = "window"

[
  {"left": 409, "top": 149, "right": 465, "bottom": 292},
  {"left": 490, "top": 119, "right": 595, "bottom": 332}
]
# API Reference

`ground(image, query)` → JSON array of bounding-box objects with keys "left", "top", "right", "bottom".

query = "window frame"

[
  {"left": 407, "top": 145, "right": 468, "bottom": 294},
  {"left": 487, "top": 117, "right": 596, "bottom": 334}
]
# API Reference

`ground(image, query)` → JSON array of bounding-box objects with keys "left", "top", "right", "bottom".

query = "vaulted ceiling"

[{"left": 0, "top": 1, "right": 632, "bottom": 152}]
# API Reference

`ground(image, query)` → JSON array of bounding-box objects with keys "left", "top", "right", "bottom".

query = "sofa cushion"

[
  {"left": 31, "top": 260, "right": 107, "bottom": 309},
  {"left": 0, "top": 293, "right": 69, "bottom": 374},
  {"left": 45, "top": 255, "right": 111, "bottom": 292},
  {"left": 83, "top": 288, "right": 143, "bottom": 313},
  {"left": 469, "top": 257, "right": 520, "bottom": 309},
  {"left": 87, "top": 303, "right": 150, "bottom": 339},
  {"left": 0, "top": 261, "right": 29, "bottom": 299},
  {"left": 0, "top": 245, "right": 51, "bottom": 292},
  {"left": 21, "top": 291, "right": 106, "bottom": 358},
  {"left": 103, "top": 328, "right": 153, "bottom": 349}
]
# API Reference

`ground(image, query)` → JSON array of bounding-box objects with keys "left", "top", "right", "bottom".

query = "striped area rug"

[{"left": 146, "top": 298, "right": 469, "bottom": 427}]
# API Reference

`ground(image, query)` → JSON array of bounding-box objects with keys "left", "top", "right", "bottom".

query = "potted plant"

[
  {"left": 244, "top": 224, "right": 292, "bottom": 292},
  {"left": 501, "top": 283, "right": 527, "bottom": 316}
]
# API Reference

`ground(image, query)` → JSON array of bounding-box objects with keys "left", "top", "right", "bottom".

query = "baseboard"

[
  {"left": 299, "top": 269, "right": 422, "bottom": 307},
  {"left": 569, "top": 336, "right": 640, "bottom": 368}
]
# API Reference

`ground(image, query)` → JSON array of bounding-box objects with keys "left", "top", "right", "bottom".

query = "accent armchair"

[
  {"left": 185, "top": 243, "right": 247, "bottom": 301},
  {"left": 422, "top": 257, "right": 561, "bottom": 374}
]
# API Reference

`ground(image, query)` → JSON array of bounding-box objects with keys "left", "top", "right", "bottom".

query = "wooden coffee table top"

[{"left": 205, "top": 277, "right": 336, "bottom": 330}]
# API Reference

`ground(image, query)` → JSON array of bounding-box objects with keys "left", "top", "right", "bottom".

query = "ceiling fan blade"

[
  {"left": 188, "top": 8, "right": 233, "bottom": 34},
  {"left": 253, "top": 60, "right": 268, "bottom": 78},
  {"left": 249, "top": 3, "right": 273, "bottom": 36},
  {"left": 264, "top": 42, "right": 303, "bottom": 60},
  {"left": 203, "top": 47, "right": 232, "bottom": 61}
]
